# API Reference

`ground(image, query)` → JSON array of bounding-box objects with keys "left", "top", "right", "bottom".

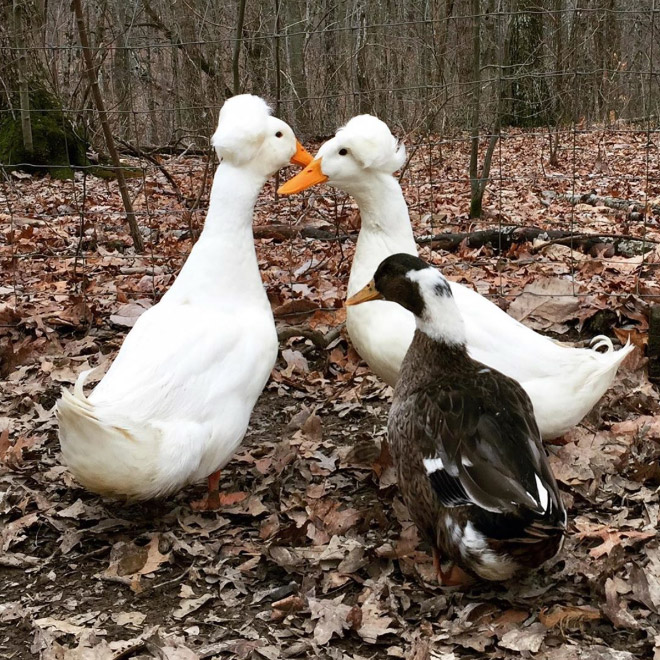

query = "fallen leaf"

[
  {"left": 0, "top": 512, "right": 39, "bottom": 551},
  {"left": 357, "top": 595, "right": 396, "bottom": 644},
  {"left": 508, "top": 278, "right": 581, "bottom": 331},
  {"left": 111, "top": 611, "right": 147, "bottom": 627},
  {"left": 173, "top": 593, "right": 214, "bottom": 620},
  {"left": 603, "top": 578, "right": 639, "bottom": 629},
  {"left": 109, "top": 300, "right": 151, "bottom": 328},
  {"left": 539, "top": 605, "right": 602, "bottom": 628},
  {"left": 499, "top": 622, "right": 547, "bottom": 653},
  {"left": 575, "top": 524, "right": 655, "bottom": 559},
  {"left": 308, "top": 595, "right": 353, "bottom": 645}
]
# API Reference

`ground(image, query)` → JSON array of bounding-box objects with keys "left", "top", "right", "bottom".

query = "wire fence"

[{"left": 1, "top": 1, "right": 659, "bottom": 345}]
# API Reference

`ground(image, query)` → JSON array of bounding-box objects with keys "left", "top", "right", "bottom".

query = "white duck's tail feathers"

[
  {"left": 589, "top": 335, "right": 635, "bottom": 365},
  {"left": 73, "top": 366, "right": 98, "bottom": 400},
  {"left": 586, "top": 337, "right": 634, "bottom": 383},
  {"left": 590, "top": 335, "right": 614, "bottom": 353},
  {"left": 56, "top": 379, "right": 170, "bottom": 500}
]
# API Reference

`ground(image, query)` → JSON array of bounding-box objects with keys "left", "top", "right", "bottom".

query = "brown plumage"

[{"left": 347, "top": 253, "right": 566, "bottom": 584}]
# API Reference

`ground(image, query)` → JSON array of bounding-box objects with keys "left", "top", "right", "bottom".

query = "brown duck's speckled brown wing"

[{"left": 388, "top": 371, "right": 563, "bottom": 520}]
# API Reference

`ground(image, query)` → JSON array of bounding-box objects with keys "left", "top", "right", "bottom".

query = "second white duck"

[{"left": 279, "top": 114, "right": 632, "bottom": 439}]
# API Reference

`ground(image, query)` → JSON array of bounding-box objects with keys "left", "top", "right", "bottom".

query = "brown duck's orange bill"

[
  {"left": 290, "top": 140, "right": 314, "bottom": 167},
  {"left": 345, "top": 279, "right": 383, "bottom": 306},
  {"left": 278, "top": 158, "right": 328, "bottom": 195}
]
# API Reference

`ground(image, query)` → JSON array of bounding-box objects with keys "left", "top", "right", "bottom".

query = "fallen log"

[
  {"left": 417, "top": 226, "right": 657, "bottom": 256},
  {"left": 255, "top": 221, "right": 655, "bottom": 257},
  {"left": 417, "top": 226, "right": 570, "bottom": 252},
  {"left": 543, "top": 190, "right": 660, "bottom": 218},
  {"left": 254, "top": 224, "right": 353, "bottom": 242},
  {"left": 277, "top": 324, "right": 344, "bottom": 355}
]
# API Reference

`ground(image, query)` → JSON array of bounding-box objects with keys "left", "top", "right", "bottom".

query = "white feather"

[
  {"left": 461, "top": 522, "right": 517, "bottom": 581},
  {"left": 211, "top": 94, "right": 271, "bottom": 165},
  {"left": 335, "top": 115, "right": 406, "bottom": 173},
  {"left": 534, "top": 473, "right": 550, "bottom": 512},
  {"left": 423, "top": 457, "right": 445, "bottom": 473},
  {"left": 407, "top": 268, "right": 466, "bottom": 346}
]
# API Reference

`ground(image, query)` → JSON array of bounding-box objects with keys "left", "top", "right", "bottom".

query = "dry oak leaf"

[
  {"left": 308, "top": 595, "right": 354, "bottom": 645},
  {"left": 173, "top": 593, "right": 215, "bottom": 620},
  {"left": 539, "top": 605, "right": 601, "bottom": 628},
  {"left": 271, "top": 595, "right": 305, "bottom": 622},
  {"left": 507, "top": 277, "right": 580, "bottom": 331},
  {"left": 0, "top": 430, "right": 36, "bottom": 469},
  {"left": 357, "top": 595, "right": 396, "bottom": 644},
  {"left": 603, "top": 577, "right": 639, "bottom": 629},
  {"left": 0, "top": 512, "right": 39, "bottom": 551},
  {"left": 104, "top": 535, "right": 171, "bottom": 582},
  {"left": 109, "top": 300, "right": 151, "bottom": 328},
  {"left": 0, "top": 428, "right": 10, "bottom": 462},
  {"left": 576, "top": 523, "right": 655, "bottom": 558},
  {"left": 499, "top": 622, "right": 547, "bottom": 653}
]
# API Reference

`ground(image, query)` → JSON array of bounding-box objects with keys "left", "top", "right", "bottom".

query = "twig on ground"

[{"left": 277, "top": 324, "right": 343, "bottom": 351}]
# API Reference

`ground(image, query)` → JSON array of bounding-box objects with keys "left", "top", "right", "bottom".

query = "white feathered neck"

[
  {"left": 163, "top": 162, "right": 269, "bottom": 306},
  {"left": 347, "top": 173, "right": 417, "bottom": 297}
]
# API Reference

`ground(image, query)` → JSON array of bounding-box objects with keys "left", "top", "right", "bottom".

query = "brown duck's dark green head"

[{"left": 346, "top": 253, "right": 464, "bottom": 346}]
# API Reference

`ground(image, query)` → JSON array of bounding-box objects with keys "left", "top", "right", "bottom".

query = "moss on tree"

[{"left": 0, "top": 87, "right": 88, "bottom": 179}]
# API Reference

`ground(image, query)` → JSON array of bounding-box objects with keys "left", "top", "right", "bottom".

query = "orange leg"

[
  {"left": 190, "top": 470, "right": 222, "bottom": 511},
  {"left": 432, "top": 548, "right": 475, "bottom": 588}
]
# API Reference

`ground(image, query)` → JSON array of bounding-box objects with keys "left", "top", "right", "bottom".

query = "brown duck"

[{"left": 347, "top": 253, "right": 566, "bottom": 586}]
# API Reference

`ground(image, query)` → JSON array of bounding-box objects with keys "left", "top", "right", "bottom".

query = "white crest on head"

[
  {"left": 211, "top": 94, "right": 272, "bottom": 165},
  {"left": 407, "top": 267, "right": 466, "bottom": 346},
  {"left": 334, "top": 114, "right": 406, "bottom": 173}
]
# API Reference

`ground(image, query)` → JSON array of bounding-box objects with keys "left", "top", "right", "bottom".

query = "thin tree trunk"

[
  {"left": 274, "top": 0, "right": 282, "bottom": 116},
  {"left": 285, "top": 0, "right": 309, "bottom": 128},
  {"left": 72, "top": 0, "right": 144, "bottom": 253},
  {"left": 469, "top": 0, "right": 502, "bottom": 219},
  {"left": 469, "top": 0, "right": 483, "bottom": 218},
  {"left": 112, "top": 0, "right": 131, "bottom": 138},
  {"left": 13, "top": 0, "right": 33, "bottom": 154},
  {"left": 232, "top": 0, "right": 248, "bottom": 95}
]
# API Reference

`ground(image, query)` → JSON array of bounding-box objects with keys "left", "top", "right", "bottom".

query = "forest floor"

[{"left": 1, "top": 127, "right": 660, "bottom": 659}]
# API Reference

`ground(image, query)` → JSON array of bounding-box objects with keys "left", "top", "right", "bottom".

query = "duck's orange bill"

[
  {"left": 345, "top": 279, "right": 383, "bottom": 306},
  {"left": 278, "top": 158, "right": 328, "bottom": 195},
  {"left": 290, "top": 141, "right": 314, "bottom": 167}
]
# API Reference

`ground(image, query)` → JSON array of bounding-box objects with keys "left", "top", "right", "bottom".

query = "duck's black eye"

[
  {"left": 275, "top": 131, "right": 283, "bottom": 138},
  {"left": 339, "top": 148, "right": 348, "bottom": 156}
]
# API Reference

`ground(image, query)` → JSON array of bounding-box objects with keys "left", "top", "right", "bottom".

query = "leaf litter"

[{"left": 0, "top": 130, "right": 659, "bottom": 658}]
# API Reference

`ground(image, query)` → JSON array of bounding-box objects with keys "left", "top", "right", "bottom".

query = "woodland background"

[{"left": 1, "top": 2, "right": 660, "bottom": 660}]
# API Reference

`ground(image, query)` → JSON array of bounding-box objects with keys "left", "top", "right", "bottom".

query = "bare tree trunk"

[
  {"left": 354, "top": 7, "right": 370, "bottom": 114},
  {"left": 469, "top": 0, "right": 502, "bottom": 219},
  {"left": 232, "top": 0, "right": 248, "bottom": 95},
  {"left": 469, "top": 0, "right": 484, "bottom": 218},
  {"left": 273, "top": 0, "right": 282, "bottom": 116},
  {"left": 285, "top": 0, "right": 309, "bottom": 129},
  {"left": 12, "top": 0, "right": 33, "bottom": 154},
  {"left": 72, "top": 0, "right": 144, "bottom": 253},
  {"left": 145, "top": 48, "right": 159, "bottom": 146},
  {"left": 113, "top": 0, "right": 131, "bottom": 138}
]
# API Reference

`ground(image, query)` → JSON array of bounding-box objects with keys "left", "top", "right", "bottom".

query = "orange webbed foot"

[
  {"left": 433, "top": 548, "right": 475, "bottom": 589},
  {"left": 190, "top": 470, "right": 222, "bottom": 511}
]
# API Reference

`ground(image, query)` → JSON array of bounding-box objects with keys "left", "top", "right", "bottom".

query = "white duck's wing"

[
  {"left": 452, "top": 283, "right": 633, "bottom": 436},
  {"left": 59, "top": 300, "right": 277, "bottom": 498},
  {"left": 92, "top": 300, "right": 276, "bottom": 421}
]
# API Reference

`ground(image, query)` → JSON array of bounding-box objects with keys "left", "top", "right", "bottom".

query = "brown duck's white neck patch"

[{"left": 407, "top": 267, "right": 466, "bottom": 347}]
